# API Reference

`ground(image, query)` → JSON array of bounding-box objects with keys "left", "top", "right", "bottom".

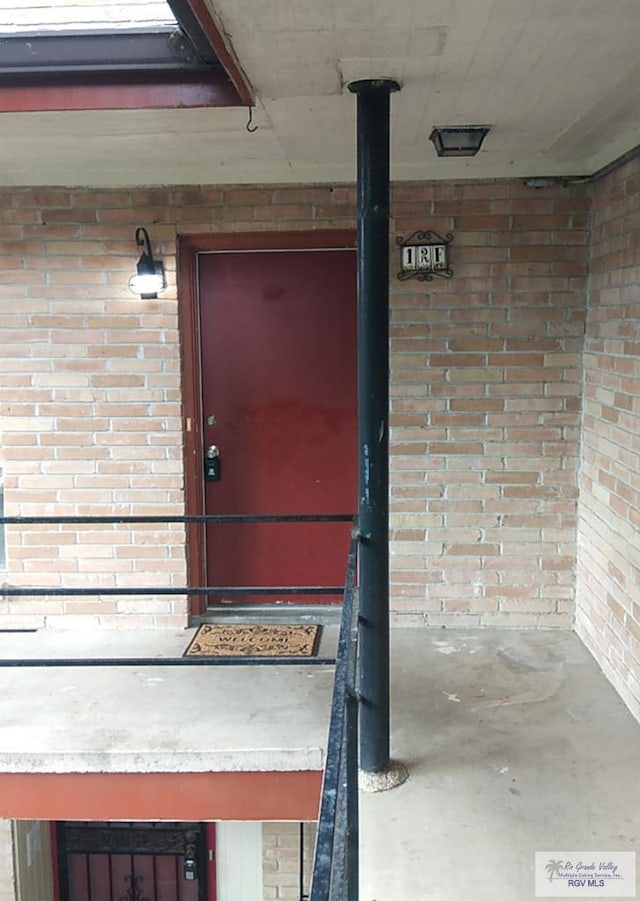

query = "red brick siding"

[
  {"left": 576, "top": 160, "right": 640, "bottom": 721},
  {"left": 0, "top": 181, "right": 588, "bottom": 629}
]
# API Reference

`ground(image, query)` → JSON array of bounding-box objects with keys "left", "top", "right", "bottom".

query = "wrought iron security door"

[{"left": 57, "top": 822, "right": 208, "bottom": 901}]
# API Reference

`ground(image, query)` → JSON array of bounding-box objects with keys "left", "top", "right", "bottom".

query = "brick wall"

[
  {"left": 0, "top": 188, "right": 190, "bottom": 629},
  {"left": 389, "top": 181, "right": 588, "bottom": 627},
  {"left": 575, "top": 160, "right": 640, "bottom": 721},
  {"left": 262, "top": 822, "right": 316, "bottom": 900},
  {"left": 0, "top": 181, "right": 588, "bottom": 629}
]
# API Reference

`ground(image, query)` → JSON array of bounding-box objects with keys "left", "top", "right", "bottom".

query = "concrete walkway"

[
  {"left": 0, "top": 626, "right": 638, "bottom": 899},
  {"left": 360, "top": 629, "right": 640, "bottom": 901}
]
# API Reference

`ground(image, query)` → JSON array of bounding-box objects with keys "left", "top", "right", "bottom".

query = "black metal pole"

[{"left": 348, "top": 78, "right": 400, "bottom": 774}]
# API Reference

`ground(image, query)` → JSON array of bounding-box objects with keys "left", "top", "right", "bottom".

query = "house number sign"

[{"left": 396, "top": 229, "right": 454, "bottom": 281}]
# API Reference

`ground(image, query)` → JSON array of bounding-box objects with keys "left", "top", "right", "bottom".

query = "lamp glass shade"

[
  {"left": 129, "top": 255, "right": 166, "bottom": 299},
  {"left": 429, "top": 126, "right": 490, "bottom": 157}
]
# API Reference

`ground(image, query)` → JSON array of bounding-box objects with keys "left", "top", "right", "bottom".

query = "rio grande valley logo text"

[
  {"left": 535, "top": 850, "right": 635, "bottom": 897},
  {"left": 545, "top": 858, "right": 619, "bottom": 888}
]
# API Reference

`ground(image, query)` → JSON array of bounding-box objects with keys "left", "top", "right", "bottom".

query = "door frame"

[{"left": 177, "top": 230, "right": 356, "bottom": 617}]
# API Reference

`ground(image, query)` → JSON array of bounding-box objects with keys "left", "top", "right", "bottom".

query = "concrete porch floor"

[
  {"left": 0, "top": 626, "right": 638, "bottom": 899},
  {"left": 360, "top": 629, "right": 640, "bottom": 901}
]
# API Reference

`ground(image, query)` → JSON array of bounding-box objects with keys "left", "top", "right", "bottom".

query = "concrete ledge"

[{"left": 0, "top": 629, "right": 334, "bottom": 777}]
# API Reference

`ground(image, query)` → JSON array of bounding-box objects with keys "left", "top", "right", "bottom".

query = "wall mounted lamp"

[
  {"left": 129, "top": 227, "right": 166, "bottom": 299},
  {"left": 429, "top": 125, "right": 491, "bottom": 158}
]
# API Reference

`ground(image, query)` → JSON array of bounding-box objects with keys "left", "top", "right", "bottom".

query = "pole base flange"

[{"left": 359, "top": 759, "right": 409, "bottom": 793}]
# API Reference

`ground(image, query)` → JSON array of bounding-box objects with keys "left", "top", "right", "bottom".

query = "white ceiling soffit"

[{"left": 2, "top": 0, "right": 640, "bottom": 186}]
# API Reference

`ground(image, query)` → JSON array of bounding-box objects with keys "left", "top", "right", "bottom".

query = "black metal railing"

[
  {"left": 309, "top": 527, "right": 360, "bottom": 901},
  {"left": 0, "top": 512, "right": 363, "bottom": 900},
  {"left": 0, "top": 512, "right": 353, "bottom": 667}
]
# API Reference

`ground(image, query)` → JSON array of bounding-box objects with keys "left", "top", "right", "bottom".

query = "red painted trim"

[
  {"left": 180, "top": 230, "right": 357, "bottom": 255},
  {"left": 0, "top": 2, "right": 249, "bottom": 113},
  {"left": 184, "top": 0, "right": 253, "bottom": 106},
  {"left": 176, "top": 230, "right": 357, "bottom": 617},
  {"left": 50, "top": 822, "right": 62, "bottom": 901},
  {"left": 177, "top": 235, "right": 207, "bottom": 616},
  {"left": 0, "top": 74, "right": 240, "bottom": 113},
  {"left": 0, "top": 771, "right": 322, "bottom": 822}
]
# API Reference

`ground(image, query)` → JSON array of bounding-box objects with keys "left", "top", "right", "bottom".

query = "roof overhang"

[{"left": 1, "top": 0, "right": 640, "bottom": 185}]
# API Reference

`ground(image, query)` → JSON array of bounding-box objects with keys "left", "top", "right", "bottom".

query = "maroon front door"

[{"left": 198, "top": 248, "right": 357, "bottom": 605}]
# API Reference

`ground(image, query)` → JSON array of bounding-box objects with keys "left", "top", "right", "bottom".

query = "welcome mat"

[{"left": 184, "top": 623, "right": 322, "bottom": 657}]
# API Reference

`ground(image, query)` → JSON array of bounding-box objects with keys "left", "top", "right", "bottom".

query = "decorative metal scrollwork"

[
  {"left": 63, "top": 824, "right": 191, "bottom": 855},
  {"left": 120, "top": 874, "right": 151, "bottom": 901},
  {"left": 396, "top": 229, "right": 454, "bottom": 281}
]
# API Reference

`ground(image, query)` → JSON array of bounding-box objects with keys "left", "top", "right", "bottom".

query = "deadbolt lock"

[{"left": 205, "top": 445, "right": 221, "bottom": 481}]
